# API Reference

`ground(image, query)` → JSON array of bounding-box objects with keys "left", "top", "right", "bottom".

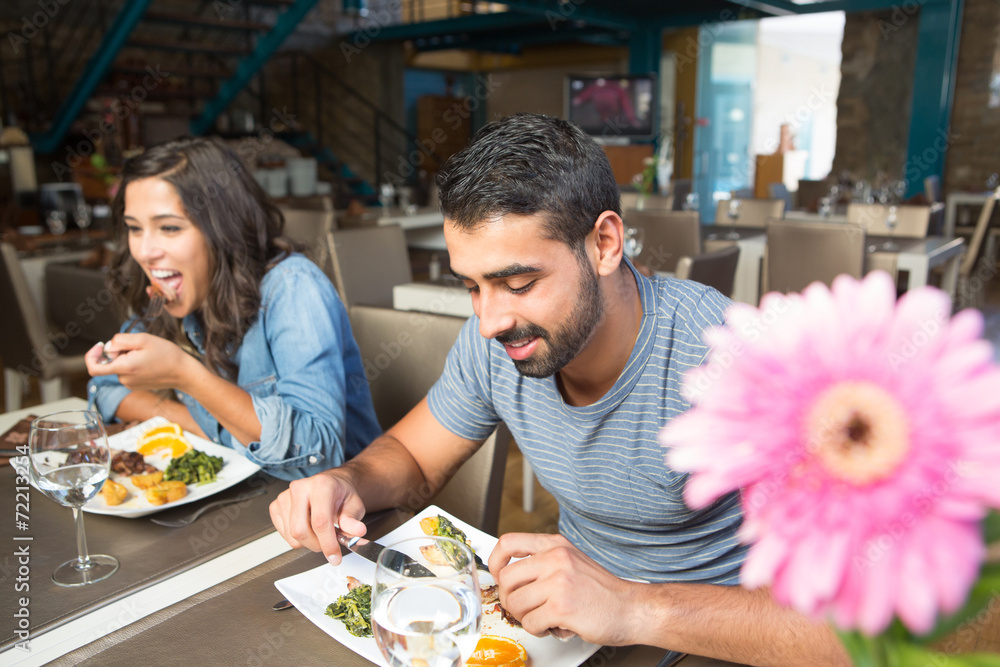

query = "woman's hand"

[{"left": 86, "top": 333, "right": 197, "bottom": 393}]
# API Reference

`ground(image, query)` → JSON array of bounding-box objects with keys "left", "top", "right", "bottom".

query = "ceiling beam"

[
  {"left": 723, "top": 0, "right": 802, "bottom": 16},
  {"left": 352, "top": 12, "right": 549, "bottom": 42},
  {"left": 495, "top": 0, "right": 640, "bottom": 31}
]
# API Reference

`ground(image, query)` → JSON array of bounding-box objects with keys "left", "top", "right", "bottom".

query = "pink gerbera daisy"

[{"left": 661, "top": 272, "right": 1000, "bottom": 636}]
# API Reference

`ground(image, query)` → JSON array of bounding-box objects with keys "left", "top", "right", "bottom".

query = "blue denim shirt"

[{"left": 88, "top": 253, "right": 382, "bottom": 480}]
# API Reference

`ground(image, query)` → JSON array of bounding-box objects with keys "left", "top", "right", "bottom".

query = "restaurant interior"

[{"left": 2, "top": 0, "right": 1000, "bottom": 664}]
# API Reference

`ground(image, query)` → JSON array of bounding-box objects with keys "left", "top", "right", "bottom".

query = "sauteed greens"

[{"left": 326, "top": 584, "right": 372, "bottom": 638}]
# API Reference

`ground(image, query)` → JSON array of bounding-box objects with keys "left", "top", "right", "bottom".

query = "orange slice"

[
  {"left": 138, "top": 423, "right": 183, "bottom": 441},
  {"left": 465, "top": 635, "right": 527, "bottom": 667},
  {"left": 136, "top": 433, "right": 191, "bottom": 457}
]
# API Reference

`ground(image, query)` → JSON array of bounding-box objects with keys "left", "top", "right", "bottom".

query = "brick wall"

[
  {"left": 832, "top": 9, "right": 919, "bottom": 183},
  {"left": 944, "top": 0, "right": 1000, "bottom": 194}
]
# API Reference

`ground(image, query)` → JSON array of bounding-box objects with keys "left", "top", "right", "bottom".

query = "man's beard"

[{"left": 495, "top": 260, "right": 604, "bottom": 378}]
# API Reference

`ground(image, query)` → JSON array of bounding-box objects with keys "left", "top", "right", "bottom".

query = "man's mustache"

[{"left": 495, "top": 324, "right": 548, "bottom": 344}]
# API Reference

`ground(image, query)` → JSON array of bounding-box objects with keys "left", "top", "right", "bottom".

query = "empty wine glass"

[
  {"left": 818, "top": 196, "right": 833, "bottom": 219},
  {"left": 882, "top": 205, "right": 900, "bottom": 251},
  {"left": 28, "top": 410, "right": 119, "bottom": 587},
  {"left": 725, "top": 199, "right": 741, "bottom": 240},
  {"left": 73, "top": 203, "right": 92, "bottom": 238},
  {"left": 683, "top": 192, "right": 699, "bottom": 212},
  {"left": 45, "top": 209, "right": 67, "bottom": 236},
  {"left": 624, "top": 226, "right": 645, "bottom": 262},
  {"left": 372, "top": 536, "right": 482, "bottom": 667}
]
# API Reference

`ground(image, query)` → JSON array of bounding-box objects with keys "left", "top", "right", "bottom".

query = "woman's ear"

[{"left": 591, "top": 211, "right": 625, "bottom": 277}]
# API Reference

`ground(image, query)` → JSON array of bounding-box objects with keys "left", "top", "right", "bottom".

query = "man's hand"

[
  {"left": 269, "top": 470, "right": 368, "bottom": 565},
  {"left": 489, "top": 532, "right": 640, "bottom": 646}
]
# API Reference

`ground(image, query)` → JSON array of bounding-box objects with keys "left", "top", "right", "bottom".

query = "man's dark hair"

[{"left": 436, "top": 113, "right": 621, "bottom": 255}]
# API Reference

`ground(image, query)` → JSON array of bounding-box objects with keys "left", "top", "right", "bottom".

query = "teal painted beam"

[
  {"left": 190, "top": 0, "right": 319, "bottom": 136},
  {"left": 495, "top": 0, "right": 638, "bottom": 31},
  {"left": 903, "top": 0, "right": 962, "bottom": 198},
  {"left": 354, "top": 12, "right": 553, "bottom": 42},
  {"left": 31, "top": 0, "right": 153, "bottom": 154}
]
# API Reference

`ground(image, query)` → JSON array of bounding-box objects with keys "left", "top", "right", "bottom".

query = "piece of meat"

[
  {"left": 110, "top": 450, "right": 157, "bottom": 475},
  {"left": 481, "top": 584, "right": 499, "bottom": 606},
  {"left": 492, "top": 602, "right": 522, "bottom": 628},
  {"left": 346, "top": 576, "right": 363, "bottom": 591}
]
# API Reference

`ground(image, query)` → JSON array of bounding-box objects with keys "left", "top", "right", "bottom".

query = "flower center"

[{"left": 806, "top": 381, "right": 910, "bottom": 485}]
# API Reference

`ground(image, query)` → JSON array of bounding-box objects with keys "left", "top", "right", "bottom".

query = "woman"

[{"left": 86, "top": 137, "right": 381, "bottom": 480}]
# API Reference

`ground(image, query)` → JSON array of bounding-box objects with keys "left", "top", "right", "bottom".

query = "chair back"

[
  {"left": 768, "top": 182, "right": 794, "bottom": 211},
  {"left": 797, "top": 179, "right": 832, "bottom": 211},
  {"left": 675, "top": 245, "right": 740, "bottom": 297},
  {"left": 715, "top": 198, "right": 785, "bottom": 228},
  {"left": 766, "top": 219, "right": 866, "bottom": 294},
  {"left": 279, "top": 205, "right": 336, "bottom": 277},
  {"left": 627, "top": 210, "right": 701, "bottom": 273},
  {"left": 0, "top": 243, "right": 46, "bottom": 373},
  {"left": 846, "top": 204, "right": 930, "bottom": 238},
  {"left": 959, "top": 190, "right": 999, "bottom": 278},
  {"left": 730, "top": 188, "right": 754, "bottom": 200},
  {"left": 620, "top": 192, "right": 671, "bottom": 212},
  {"left": 348, "top": 305, "right": 507, "bottom": 534},
  {"left": 670, "top": 179, "right": 692, "bottom": 211},
  {"left": 328, "top": 225, "right": 413, "bottom": 308}
]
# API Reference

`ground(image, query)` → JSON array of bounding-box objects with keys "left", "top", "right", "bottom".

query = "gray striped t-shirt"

[{"left": 427, "top": 263, "right": 747, "bottom": 585}]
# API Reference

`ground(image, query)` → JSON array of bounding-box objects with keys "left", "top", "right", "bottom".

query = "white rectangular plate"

[
  {"left": 274, "top": 505, "right": 602, "bottom": 667},
  {"left": 82, "top": 417, "right": 261, "bottom": 519}
]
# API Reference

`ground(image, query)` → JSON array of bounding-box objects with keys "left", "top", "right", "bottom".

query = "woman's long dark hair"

[{"left": 108, "top": 137, "right": 291, "bottom": 380}]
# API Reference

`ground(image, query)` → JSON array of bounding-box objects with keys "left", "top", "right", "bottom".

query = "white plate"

[
  {"left": 274, "top": 505, "right": 602, "bottom": 667},
  {"left": 82, "top": 417, "right": 261, "bottom": 518}
]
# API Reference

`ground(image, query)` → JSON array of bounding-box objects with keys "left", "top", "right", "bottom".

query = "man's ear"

[{"left": 591, "top": 211, "right": 624, "bottom": 277}]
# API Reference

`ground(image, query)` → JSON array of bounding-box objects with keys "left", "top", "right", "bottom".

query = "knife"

[{"left": 337, "top": 533, "right": 437, "bottom": 577}]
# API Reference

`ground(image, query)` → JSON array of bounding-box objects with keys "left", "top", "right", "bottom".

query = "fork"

[
  {"left": 97, "top": 293, "right": 165, "bottom": 364},
  {"left": 149, "top": 485, "right": 267, "bottom": 527}
]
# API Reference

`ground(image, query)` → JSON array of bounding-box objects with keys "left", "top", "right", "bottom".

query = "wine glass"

[
  {"left": 683, "top": 192, "right": 699, "bottom": 212},
  {"left": 372, "top": 536, "right": 482, "bottom": 667},
  {"left": 73, "top": 203, "right": 92, "bottom": 239},
  {"left": 28, "top": 410, "right": 119, "bottom": 587},
  {"left": 624, "top": 226, "right": 645, "bottom": 262},
  {"left": 725, "top": 199, "right": 741, "bottom": 240},
  {"left": 882, "top": 205, "right": 899, "bottom": 251}
]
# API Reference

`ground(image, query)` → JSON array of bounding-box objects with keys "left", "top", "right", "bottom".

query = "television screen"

[{"left": 566, "top": 74, "right": 657, "bottom": 141}]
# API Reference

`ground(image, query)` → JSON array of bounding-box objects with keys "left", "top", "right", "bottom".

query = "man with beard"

[{"left": 270, "top": 113, "right": 848, "bottom": 666}]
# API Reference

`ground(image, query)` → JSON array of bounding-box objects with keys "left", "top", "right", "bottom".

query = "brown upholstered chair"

[
  {"left": 278, "top": 204, "right": 337, "bottom": 282},
  {"left": 846, "top": 203, "right": 931, "bottom": 238},
  {"left": 675, "top": 245, "right": 740, "bottom": 298},
  {"left": 765, "top": 219, "right": 866, "bottom": 294},
  {"left": 348, "top": 304, "right": 508, "bottom": 534},
  {"left": 1, "top": 243, "right": 90, "bottom": 412},
  {"left": 328, "top": 225, "right": 413, "bottom": 308},
  {"left": 715, "top": 198, "right": 786, "bottom": 228},
  {"left": 626, "top": 210, "right": 701, "bottom": 274}
]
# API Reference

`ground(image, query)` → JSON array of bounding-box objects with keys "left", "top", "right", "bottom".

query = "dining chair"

[
  {"left": 846, "top": 203, "right": 931, "bottom": 238},
  {"left": 278, "top": 204, "right": 337, "bottom": 279},
  {"left": 0, "top": 242, "right": 90, "bottom": 412},
  {"left": 627, "top": 210, "right": 701, "bottom": 273},
  {"left": 670, "top": 179, "right": 692, "bottom": 211},
  {"left": 348, "top": 304, "right": 508, "bottom": 534},
  {"left": 675, "top": 245, "right": 740, "bottom": 298},
  {"left": 954, "top": 190, "right": 999, "bottom": 308},
  {"left": 765, "top": 219, "right": 866, "bottom": 294},
  {"left": 621, "top": 192, "right": 672, "bottom": 212},
  {"left": 797, "top": 179, "right": 834, "bottom": 211},
  {"left": 768, "top": 182, "right": 794, "bottom": 212},
  {"left": 327, "top": 224, "right": 413, "bottom": 308},
  {"left": 714, "top": 198, "right": 786, "bottom": 228}
]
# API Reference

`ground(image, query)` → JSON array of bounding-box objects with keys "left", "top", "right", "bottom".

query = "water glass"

[
  {"left": 624, "top": 226, "right": 645, "bottom": 262},
  {"left": 725, "top": 199, "right": 741, "bottom": 240},
  {"left": 372, "top": 536, "right": 482, "bottom": 667},
  {"left": 882, "top": 205, "right": 900, "bottom": 251},
  {"left": 28, "top": 410, "right": 119, "bottom": 587}
]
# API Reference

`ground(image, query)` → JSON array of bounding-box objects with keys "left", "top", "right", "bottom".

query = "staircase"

[{"left": 0, "top": 0, "right": 433, "bottom": 206}]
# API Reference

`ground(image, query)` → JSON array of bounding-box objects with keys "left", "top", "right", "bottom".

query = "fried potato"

[
  {"left": 131, "top": 470, "right": 164, "bottom": 489},
  {"left": 100, "top": 479, "right": 128, "bottom": 506},
  {"left": 145, "top": 480, "right": 188, "bottom": 505},
  {"left": 419, "top": 544, "right": 450, "bottom": 566}
]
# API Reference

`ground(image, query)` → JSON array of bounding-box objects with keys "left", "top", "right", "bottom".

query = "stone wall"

[
  {"left": 831, "top": 9, "right": 919, "bottom": 183},
  {"left": 944, "top": 0, "right": 1000, "bottom": 193}
]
